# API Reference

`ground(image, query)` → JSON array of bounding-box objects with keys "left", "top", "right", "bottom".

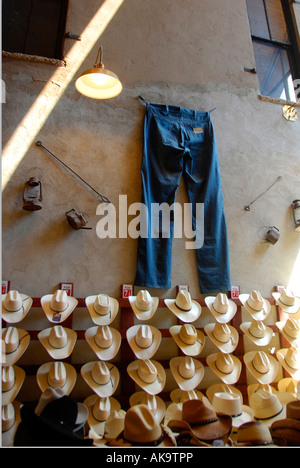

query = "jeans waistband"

[{"left": 139, "top": 97, "right": 211, "bottom": 124}]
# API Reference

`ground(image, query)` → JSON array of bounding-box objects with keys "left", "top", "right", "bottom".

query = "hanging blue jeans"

[{"left": 134, "top": 97, "right": 231, "bottom": 293}]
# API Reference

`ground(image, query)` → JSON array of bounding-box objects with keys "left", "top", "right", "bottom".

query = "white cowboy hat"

[
  {"left": 81, "top": 361, "right": 120, "bottom": 398},
  {"left": 129, "top": 290, "right": 159, "bottom": 321},
  {"left": 276, "top": 347, "right": 300, "bottom": 380},
  {"left": 41, "top": 289, "right": 78, "bottom": 324},
  {"left": 126, "top": 325, "right": 162, "bottom": 360},
  {"left": 244, "top": 351, "right": 279, "bottom": 384},
  {"left": 239, "top": 290, "right": 271, "bottom": 321},
  {"left": 212, "top": 392, "right": 254, "bottom": 429},
  {"left": 2, "top": 365, "right": 25, "bottom": 406},
  {"left": 103, "top": 409, "right": 126, "bottom": 442},
  {"left": 248, "top": 389, "right": 286, "bottom": 426},
  {"left": 38, "top": 325, "right": 77, "bottom": 360},
  {"left": 204, "top": 293, "right": 237, "bottom": 324},
  {"left": 85, "top": 294, "right": 119, "bottom": 325},
  {"left": 2, "top": 326, "right": 30, "bottom": 366},
  {"left": 83, "top": 394, "right": 121, "bottom": 436},
  {"left": 2, "top": 401, "right": 22, "bottom": 447},
  {"left": 240, "top": 320, "right": 273, "bottom": 347},
  {"left": 170, "top": 356, "right": 204, "bottom": 391},
  {"left": 206, "top": 383, "right": 243, "bottom": 405},
  {"left": 129, "top": 391, "right": 166, "bottom": 424},
  {"left": 204, "top": 322, "right": 239, "bottom": 353},
  {"left": 36, "top": 361, "right": 77, "bottom": 395},
  {"left": 85, "top": 325, "right": 121, "bottom": 361},
  {"left": 275, "top": 318, "right": 300, "bottom": 347},
  {"left": 163, "top": 402, "right": 183, "bottom": 426},
  {"left": 2, "top": 290, "right": 33, "bottom": 324},
  {"left": 164, "top": 290, "right": 201, "bottom": 323},
  {"left": 169, "top": 323, "right": 205, "bottom": 356},
  {"left": 206, "top": 352, "right": 242, "bottom": 385},
  {"left": 272, "top": 289, "right": 300, "bottom": 314},
  {"left": 127, "top": 359, "right": 166, "bottom": 396},
  {"left": 170, "top": 388, "right": 204, "bottom": 404}
]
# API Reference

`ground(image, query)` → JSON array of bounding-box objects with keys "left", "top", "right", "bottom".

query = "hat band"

[
  {"left": 94, "top": 306, "right": 111, "bottom": 317},
  {"left": 48, "top": 338, "right": 67, "bottom": 349},
  {"left": 51, "top": 303, "right": 69, "bottom": 313},
  {"left": 252, "top": 361, "right": 269, "bottom": 375},
  {"left": 175, "top": 301, "right": 192, "bottom": 312},
  {"left": 213, "top": 304, "right": 228, "bottom": 315},
  {"left": 190, "top": 417, "right": 219, "bottom": 427},
  {"left": 136, "top": 335, "right": 153, "bottom": 349},
  {"left": 215, "top": 362, "right": 233, "bottom": 375}
]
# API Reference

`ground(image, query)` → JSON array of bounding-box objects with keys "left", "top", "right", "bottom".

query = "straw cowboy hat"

[
  {"left": 41, "top": 289, "right": 78, "bottom": 324},
  {"left": 212, "top": 392, "right": 254, "bottom": 429},
  {"left": 2, "top": 365, "right": 25, "bottom": 406},
  {"left": 248, "top": 389, "right": 286, "bottom": 426},
  {"left": 206, "top": 383, "right": 243, "bottom": 405},
  {"left": 276, "top": 318, "right": 300, "bottom": 347},
  {"left": 127, "top": 359, "right": 166, "bottom": 395},
  {"left": 2, "top": 290, "right": 33, "bottom": 324},
  {"left": 129, "top": 290, "right": 159, "bottom": 321},
  {"left": 2, "top": 401, "right": 22, "bottom": 447},
  {"left": 205, "top": 293, "right": 237, "bottom": 324},
  {"left": 272, "top": 289, "right": 300, "bottom": 314},
  {"left": 126, "top": 325, "right": 162, "bottom": 360},
  {"left": 204, "top": 322, "right": 239, "bottom": 353},
  {"left": 234, "top": 420, "right": 277, "bottom": 447},
  {"left": 81, "top": 361, "right": 120, "bottom": 398},
  {"left": 239, "top": 290, "right": 271, "bottom": 321},
  {"left": 36, "top": 361, "right": 77, "bottom": 395},
  {"left": 244, "top": 350, "right": 279, "bottom": 384},
  {"left": 169, "top": 323, "right": 205, "bottom": 357},
  {"left": 2, "top": 326, "right": 30, "bottom": 366},
  {"left": 247, "top": 383, "right": 277, "bottom": 400},
  {"left": 85, "top": 325, "right": 121, "bottom": 361},
  {"left": 129, "top": 391, "right": 166, "bottom": 424},
  {"left": 170, "top": 356, "right": 204, "bottom": 391},
  {"left": 240, "top": 320, "right": 273, "bottom": 347},
  {"left": 276, "top": 347, "right": 300, "bottom": 380},
  {"left": 83, "top": 394, "right": 122, "bottom": 436},
  {"left": 165, "top": 290, "right": 201, "bottom": 323},
  {"left": 107, "top": 404, "right": 176, "bottom": 447},
  {"left": 170, "top": 388, "right": 204, "bottom": 404},
  {"left": 206, "top": 352, "right": 242, "bottom": 385},
  {"left": 277, "top": 377, "right": 299, "bottom": 396},
  {"left": 85, "top": 293, "right": 119, "bottom": 325},
  {"left": 168, "top": 397, "right": 232, "bottom": 443},
  {"left": 38, "top": 325, "right": 77, "bottom": 360}
]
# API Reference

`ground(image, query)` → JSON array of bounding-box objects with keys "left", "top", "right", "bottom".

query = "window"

[
  {"left": 246, "top": 0, "right": 300, "bottom": 101},
  {"left": 2, "top": 0, "right": 69, "bottom": 60}
]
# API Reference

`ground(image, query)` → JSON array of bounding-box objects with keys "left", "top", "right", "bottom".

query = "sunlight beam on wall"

[{"left": 287, "top": 245, "right": 300, "bottom": 296}]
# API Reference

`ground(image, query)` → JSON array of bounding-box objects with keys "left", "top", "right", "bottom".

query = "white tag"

[{"left": 193, "top": 127, "right": 203, "bottom": 134}]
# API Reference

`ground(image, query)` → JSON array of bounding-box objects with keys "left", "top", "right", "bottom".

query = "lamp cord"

[{"left": 244, "top": 176, "right": 282, "bottom": 211}]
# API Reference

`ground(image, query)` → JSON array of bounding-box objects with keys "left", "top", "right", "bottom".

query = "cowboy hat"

[
  {"left": 212, "top": 391, "right": 254, "bottom": 429},
  {"left": 244, "top": 351, "right": 279, "bottom": 384},
  {"left": 107, "top": 404, "right": 176, "bottom": 447},
  {"left": 270, "top": 418, "right": 300, "bottom": 446},
  {"left": 2, "top": 401, "right": 22, "bottom": 447},
  {"left": 170, "top": 388, "right": 204, "bottom": 404},
  {"left": 165, "top": 290, "right": 201, "bottom": 323},
  {"left": 277, "top": 377, "right": 299, "bottom": 396},
  {"left": 2, "top": 326, "right": 30, "bottom": 366},
  {"left": 85, "top": 293, "right": 119, "bottom": 325},
  {"left": 239, "top": 290, "right": 271, "bottom": 321},
  {"left": 206, "top": 383, "right": 243, "bottom": 405},
  {"left": 276, "top": 347, "right": 300, "bottom": 380},
  {"left": 81, "top": 361, "right": 120, "bottom": 398},
  {"left": 240, "top": 320, "right": 273, "bottom": 347},
  {"left": 83, "top": 394, "right": 121, "bottom": 436},
  {"left": 36, "top": 361, "right": 77, "bottom": 395},
  {"left": 41, "top": 290, "right": 78, "bottom": 324},
  {"left": 38, "top": 325, "right": 77, "bottom": 360},
  {"left": 2, "top": 365, "right": 25, "bottom": 406},
  {"left": 206, "top": 352, "right": 242, "bottom": 385},
  {"left": 2, "top": 290, "right": 33, "bottom": 324},
  {"left": 129, "top": 391, "right": 166, "bottom": 424},
  {"left": 170, "top": 356, "right": 204, "bottom": 391},
  {"left": 249, "top": 389, "right": 285, "bottom": 426},
  {"left": 85, "top": 325, "right": 121, "bottom": 361},
  {"left": 234, "top": 420, "right": 277, "bottom": 446},
  {"left": 204, "top": 322, "right": 239, "bottom": 353},
  {"left": 247, "top": 383, "right": 277, "bottom": 400},
  {"left": 204, "top": 293, "right": 237, "bottom": 324},
  {"left": 127, "top": 359, "right": 166, "bottom": 395},
  {"left": 168, "top": 397, "right": 232, "bottom": 442},
  {"left": 276, "top": 318, "right": 300, "bottom": 347},
  {"left": 169, "top": 324, "right": 205, "bottom": 357},
  {"left": 272, "top": 289, "right": 300, "bottom": 314},
  {"left": 129, "top": 290, "right": 159, "bottom": 321},
  {"left": 126, "top": 324, "right": 161, "bottom": 360}
]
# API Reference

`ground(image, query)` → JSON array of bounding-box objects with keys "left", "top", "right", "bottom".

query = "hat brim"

[
  {"left": 169, "top": 325, "right": 205, "bottom": 356},
  {"left": 276, "top": 348, "right": 300, "bottom": 380},
  {"left": 128, "top": 296, "right": 159, "bottom": 321},
  {"left": 2, "top": 365, "right": 26, "bottom": 406},
  {"left": 244, "top": 351, "right": 279, "bottom": 384},
  {"left": 204, "top": 296, "right": 237, "bottom": 323},
  {"left": 240, "top": 322, "right": 273, "bottom": 347},
  {"left": 170, "top": 357, "right": 204, "bottom": 391},
  {"left": 83, "top": 394, "right": 121, "bottom": 435},
  {"left": 41, "top": 294, "right": 78, "bottom": 324},
  {"left": 126, "top": 325, "right": 162, "bottom": 360},
  {"left": 2, "top": 294, "right": 33, "bottom": 324},
  {"left": 129, "top": 392, "right": 166, "bottom": 424},
  {"left": 81, "top": 361, "right": 120, "bottom": 398},
  {"left": 85, "top": 296, "right": 119, "bottom": 325},
  {"left": 204, "top": 323, "right": 239, "bottom": 353},
  {"left": 36, "top": 361, "right": 77, "bottom": 395},
  {"left": 239, "top": 294, "right": 271, "bottom": 321},
  {"left": 127, "top": 360, "right": 166, "bottom": 395},
  {"left": 206, "top": 353, "right": 242, "bottom": 385},
  {"left": 38, "top": 327, "right": 77, "bottom": 360},
  {"left": 85, "top": 326, "right": 121, "bottom": 361},
  {"left": 272, "top": 293, "right": 300, "bottom": 314},
  {"left": 2, "top": 328, "right": 31, "bottom": 366},
  {"left": 164, "top": 299, "right": 201, "bottom": 323}
]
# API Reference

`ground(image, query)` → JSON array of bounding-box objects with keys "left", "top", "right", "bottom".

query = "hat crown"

[
  {"left": 48, "top": 361, "right": 67, "bottom": 388},
  {"left": 175, "top": 290, "right": 192, "bottom": 311},
  {"left": 92, "top": 361, "right": 110, "bottom": 385},
  {"left": 280, "top": 289, "right": 296, "bottom": 306},
  {"left": 93, "top": 396, "right": 111, "bottom": 421},
  {"left": 51, "top": 290, "right": 68, "bottom": 312},
  {"left": 285, "top": 347, "right": 300, "bottom": 370},
  {"left": 179, "top": 324, "right": 197, "bottom": 345},
  {"left": 4, "top": 290, "right": 22, "bottom": 312},
  {"left": 2, "top": 365, "right": 15, "bottom": 392},
  {"left": 216, "top": 352, "right": 234, "bottom": 374},
  {"left": 49, "top": 325, "right": 68, "bottom": 349},
  {"left": 94, "top": 294, "right": 111, "bottom": 316},
  {"left": 249, "top": 389, "right": 282, "bottom": 419},
  {"left": 284, "top": 318, "right": 300, "bottom": 338},
  {"left": 3, "top": 326, "right": 19, "bottom": 353},
  {"left": 253, "top": 351, "right": 270, "bottom": 374},
  {"left": 214, "top": 293, "right": 229, "bottom": 314},
  {"left": 213, "top": 322, "right": 231, "bottom": 343},
  {"left": 135, "top": 325, "right": 153, "bottom": 349},
  {"left": 136, "top": 290, "right": 153, "bottom": 311},
  {"left": 95, "top": 325, "right": 113, "bottom": 349},
  {"left": 2, "top": 403, "right": 15, "bottom": 432},
  {"left": 249, "top": 320, "right": 266, "bottom": 339},
  {"left": 137, "top": 359, "right": 157, "bottom": 384},
  {"left": 182, "top": 397, "right": 218, "bottom": 425},
  {"left": 286, "top": 400, "right": 300, "bottom": 420},
  {"left": 237, "top": 420, "right": 273, "bottom": 445},
  {"left": 179, "top": 357, "right": 195, "bottom": 379},
  {"left": 144, "top": 394, "right": 158, "bottom": 414},
  {"left": 124, "top": 404, "right": 162, "bottom": 444},
  {"left": 248, "top": 290, "right": 264, "bottom": 311},
  {"left": 212, "top": 391, "right": 242, "bottom": 417}
]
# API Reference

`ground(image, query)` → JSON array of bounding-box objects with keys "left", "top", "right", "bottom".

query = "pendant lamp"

[{"left": 75, "top": 46, "right": 122, "bottom": 99}]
